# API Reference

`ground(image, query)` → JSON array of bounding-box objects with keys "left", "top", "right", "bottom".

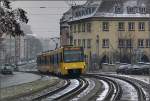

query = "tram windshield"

[{"left": 64, "top": 50, "right": 84, "bottom": 62}]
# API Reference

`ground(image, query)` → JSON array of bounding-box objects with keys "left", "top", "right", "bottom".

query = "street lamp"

[{"left": 50, "top": 37, "right": 60, "bottom": 50}]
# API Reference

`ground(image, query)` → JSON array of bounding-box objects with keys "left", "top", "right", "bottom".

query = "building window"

[
  {"left": 88, "top": 8, "right": 92, "bottom": 14},
  {"left": 74, "top": 39, "right": 76, "bottom": 46},
  {"left": 82, "top": 10, "right": 85, "bottom": 16},
  {"left": 146, "top": 39, "right": 150, "bottom": 48},
  {"left": 128, "top": 22, "right": 135, "bottom": 31},
  {"left": 87, "top": 23, "right": 91, "bottom": 32},
  {"left": 92, "top": 7, "right": 95, "bottom": 13},
  {"left": 118, "top": 39, "right": 125, "bottom": 48},
  {"left": 75, "top": 12, "right": 77, "bottom": 17},
  {"left": 103, "top": 22, "right": 109, "bottom": 31},
  {"left": 118, "top": 22, "right": 125, "bottom": 31},
  {"left": 139, "top": 22, "right": 145, "bottom": 31},
  {"left": 115, "top": 6, "right": 122, "bottom": 14},
  {"left": 82, "top": 23, "right": 85, "bottom": 32},
  {"left": 139, "top": 7, "right": 146, "bottom": 14},
  {"left": 78, "top": 23, "right": 81, "bottom": 32},
  {"left": 78, "top": 39, "right": 81, "bottom": 46},
  {"left": 102, "top": 39, "right": 109, "bottom": 48},
  {"left": 74, "top": 24, "right": 76, "bottom": 33},
  {"left": 86, "top": 8, "right": 88, "bottom": 15},
  {"left": 87, "top": 39, "right": 91, "bottom": 48},
  {"left": 127, "top": 7, "right": 136, "bottom": 14},
  {"left": 70, "top": 25, "right": 73, "bottom": 33},
  {"left": 126, "top": 39, "right": 132, "bottom": 48},
  {"left": 138, "top": 39, "right": 144, "bottom": 48},
  {"left": 82, "top": 39, "right": 86, "bottom": 48},
  {"left": 149, "top": 22, "right": 150, "bottom": 31}
]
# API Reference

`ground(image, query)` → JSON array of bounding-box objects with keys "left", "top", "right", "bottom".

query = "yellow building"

[{"left": 61, "top": 0, "right": 150, "bottom": 64}]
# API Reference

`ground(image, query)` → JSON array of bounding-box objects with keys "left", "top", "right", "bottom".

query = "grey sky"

[{"left": 11, "top": 1, "right": 69, "bottom": 38}]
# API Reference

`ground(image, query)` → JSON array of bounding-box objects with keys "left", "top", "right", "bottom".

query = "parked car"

[
  {"left": 1, "top": 64, "right": 13, "bottom": 74},
  {"left": 116, "top": 64, "right": 131, "bottom": 74},
  {"left": 0, "top": 64, "right": 5, "bottom": 72},
  {"left": 128, "top": 65, "right": 143, "bottom": 75},
  {"left": 11, "top": 64, "right": 19, "bottom": 71},
  {"left": 141, "top": 65, "right": 150, "bottom": 75}
]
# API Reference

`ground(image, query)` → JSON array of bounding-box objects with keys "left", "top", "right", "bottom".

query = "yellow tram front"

[{"left": 60, "top": 47, "right": 86, "bottom": 76}]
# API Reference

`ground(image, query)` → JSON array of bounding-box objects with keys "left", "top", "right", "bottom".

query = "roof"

[{"left": 61, "top": 0, "right": 150, "bottom": 22}]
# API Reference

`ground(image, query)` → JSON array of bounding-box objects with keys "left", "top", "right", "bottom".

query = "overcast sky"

[{"left": 11, "top": 1, "right": 69, "bottom": 38}]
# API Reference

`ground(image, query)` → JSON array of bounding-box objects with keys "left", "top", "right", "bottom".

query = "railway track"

[
  {"left": 32, "top": 79, "right": 70, "bottom": 101},
  {"left": 20, "top": 70, "right": 149, "bottom": 101},
  {"left": 85, "top": 73, "right": 147, "bottom": 101},
  {"left": 84, "top": 74, "right": 122, "bottom": 101},
  {"left": 32, "top": 77, "right": 89, "bottom": 101}
]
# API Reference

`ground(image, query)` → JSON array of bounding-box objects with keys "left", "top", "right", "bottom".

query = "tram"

[{"left": 37, "top": 45, "right": 86, "bottom": 76}]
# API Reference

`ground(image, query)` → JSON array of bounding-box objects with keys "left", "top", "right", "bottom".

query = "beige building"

[{"left": 61, "top": 0, "right": 150, "bottom": 64}]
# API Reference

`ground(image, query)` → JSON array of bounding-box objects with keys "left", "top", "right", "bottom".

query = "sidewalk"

[
  {"left": 0, "top": 76, "right": 61, "bottom": 101},
  {"left": 0, "top": 72, "right": 41, "bottom": 88}
]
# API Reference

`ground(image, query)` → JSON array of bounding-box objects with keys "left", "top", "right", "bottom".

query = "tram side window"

[
  {"left": 60, "top": 52, "right": 63, "bottom": 62},
  {"left": 43, "top": 56, "right": 46, "bottom": 64},
  {"left": 44, "top": 56, "right": 47, "bottom": 64},
  {"left": 36, "top": 58, "right": 38, "bottom": 64},
  {"left": 51, "top": 55, "right": 54, "bottom": 65},
  {"left": 41, "top": 57, "right": 44, "bottom": 65},
  {"left": 57, "top": 54, "right": 59, "bottom": 64},
  {"left": 58, "top": 53, "right": 63, "bottom": 63},
  {"left": 47, "top": 56, "right": 49, "bottom": 64},
  {"left": 45, "top": 56, "right": 47, "bottom": 64},
  {"left": 50, "top": 55, "right": 52, "bottom": 64},
  {"left": 39, "top": 57, "right": 41, "bottom": 65},
  {"left": 58, "top": 53, "right": 60, "bottom": 63},
  {"left": 40, "top": 57, "right": 42, "bottom": 64},
  {"left": 54, "top": 54, "right": 58, "bottom": 64},
  {"left": 49, "top": 56, "right": 51, "bottom": 64},
  {"left": 44, "top": 57, "right": 46, "bottom": 64},
  {"left": 47, "top": 56, "right": 50, "bottom": 64}
]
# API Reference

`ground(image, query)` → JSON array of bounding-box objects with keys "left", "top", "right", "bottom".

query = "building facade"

[
  {"left": 61, "top": 0, "right": 150, "bottom": 64},
  {"left": 60, "top": 8, "right": 72, "bottom": 46}
]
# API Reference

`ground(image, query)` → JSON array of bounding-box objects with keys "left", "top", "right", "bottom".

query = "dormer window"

[
  {"left": 139, "top": 7, "right": 146, "bottom": 14},
  {"left": 88, "top": 8, "right": 91, "bottom": 14},
  {"left": 82, "top": 10, "right": 85, "bottom": 16},
  {"left": 75, "top": 12, "right": 78, "bottom": 17},
  {"left": 79, "top": 11, "right": 81, "bottom": 16},
  {"left": 127, "top": 7, "right": 136, "bottom": 14},
  {"left": 86, "top": 8, "right": 88, "bottom": 15},
  {"left": 115, "top": 6, "right": 122, "bottom": 14},
  {"left": 92, "top": 7, "right": 95, "bottom": 12}
]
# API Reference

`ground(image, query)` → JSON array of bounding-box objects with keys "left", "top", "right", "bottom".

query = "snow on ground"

[
  {"left": 111, "top": 77, "right": 138, "bottom": 101},
  {"left": 70, "top": 78, "right": 95, "bottom": 101},
  {"left": 44, "top": 79, "right": 79, "bottom": 101},
  {"left": 118, "top": 74, "right": 150, "bottom": 84},
  {"left": 96, "top": 80, "right": 109, "bottom": 101}
]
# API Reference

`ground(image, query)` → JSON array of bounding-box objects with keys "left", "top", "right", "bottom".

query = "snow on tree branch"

[{"left": 0, "top": 0, "right": 28, "bottom": 37}]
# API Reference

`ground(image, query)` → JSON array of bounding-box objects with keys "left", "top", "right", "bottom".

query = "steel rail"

[
  {"left": 32, "top": 79, "right": 70, "bottom": 101},
  {"left": 84, "top": 74, "right": 122, "bottom": 101},
  {"left": 54, "top": 77, "right": 89, "bottom": 101},
  {"left": 92, "top": 73, "right": 147, "bottom": 101}
]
